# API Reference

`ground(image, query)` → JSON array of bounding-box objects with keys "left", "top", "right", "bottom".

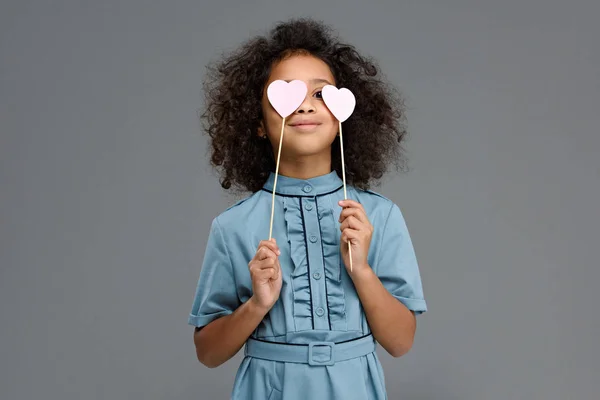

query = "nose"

[{"left": 295, "top": 95, "right": 316, "bottom": 114}]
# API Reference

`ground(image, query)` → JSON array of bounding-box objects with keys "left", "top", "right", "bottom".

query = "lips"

[{"left": 288, "top": 120, "right": 321, "bottom": 127}]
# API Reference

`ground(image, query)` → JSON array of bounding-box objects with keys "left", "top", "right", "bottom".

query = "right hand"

[{"left": 248, "top": 238, "right": 283, "bottom": 312}]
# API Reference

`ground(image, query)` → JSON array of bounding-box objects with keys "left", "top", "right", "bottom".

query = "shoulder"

[
  {"left": 351, "top": 187, "right": 413, "bottom": 233},
  {"left": 358, "top": 187, "right": 393, "bottom": 203},
  {"left": 212, "top": 190, "right": 262, "bottom": 233},
  {"left": 352, "top": 187, "right": 396, "bottom": 218}
]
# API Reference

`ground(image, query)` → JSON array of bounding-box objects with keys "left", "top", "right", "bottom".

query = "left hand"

[{"left": 338, "top": 199, "right": 373, "bottom": 275}]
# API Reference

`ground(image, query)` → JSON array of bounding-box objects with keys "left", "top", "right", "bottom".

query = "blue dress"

[{"left": 188, "top": 170, "right": 427, "bottom": 399}]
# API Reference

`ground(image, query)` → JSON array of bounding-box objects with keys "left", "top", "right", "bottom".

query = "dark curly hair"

[{"left": 201, "top": 18, "right": 409, "bottom": 195}]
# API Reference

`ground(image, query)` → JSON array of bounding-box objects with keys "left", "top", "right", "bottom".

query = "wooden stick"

[
  {"left": 269, "top": 117, "right": 286, "bottom": 240},
  {"left": 339, "top": 121, "right": 353, "bottom": 272}
]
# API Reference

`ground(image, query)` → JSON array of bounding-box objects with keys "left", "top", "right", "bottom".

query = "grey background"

[{"left": 1, "top": 0, "right": 598, "bottom": 399}]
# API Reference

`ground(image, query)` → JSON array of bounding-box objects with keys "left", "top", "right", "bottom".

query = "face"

[{"left": 259, "top": 54, "right": 338, "bottom": 158}]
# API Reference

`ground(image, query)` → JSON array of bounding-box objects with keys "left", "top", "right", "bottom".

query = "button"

[
  {"left": 303, "top": 185, "right": 312, "bottom": 193},
  {"left": 305, "top": 203, "right": 313, "bottom": 211},
  {"left": 309, "top": 235, "right": 317, "bottom": 243},
  {"left": 313, "top": 272, "right": 321, "bottom": 280},
  {"left": 315, "top": 307, "right": 325, "bottom": 316}
]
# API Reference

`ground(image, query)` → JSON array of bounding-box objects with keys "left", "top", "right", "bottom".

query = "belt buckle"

[{"left": 307, "top": 341, "right": 335, "bottom": 366}]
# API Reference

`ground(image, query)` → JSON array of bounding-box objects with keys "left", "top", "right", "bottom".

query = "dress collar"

[{"left": 261, "top": 170, "right": 344, "bottom": 197}]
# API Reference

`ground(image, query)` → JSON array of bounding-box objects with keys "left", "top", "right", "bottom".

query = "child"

[{"left": 188, "top": 18, "right": 427, "bottom": 400}]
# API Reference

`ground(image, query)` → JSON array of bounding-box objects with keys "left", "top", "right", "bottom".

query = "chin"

[{"left": 285, "top": 144, "right": 333, "bottom": 157}]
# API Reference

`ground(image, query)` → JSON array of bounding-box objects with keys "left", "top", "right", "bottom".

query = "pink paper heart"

[
  {"left": 322, "top": 85, "right": 356, "bottom": 122},
  {"left": 267, "top": 80, "right": 308, "bottom": 118}
]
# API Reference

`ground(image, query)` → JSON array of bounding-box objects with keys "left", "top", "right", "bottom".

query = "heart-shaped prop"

[
  {"left": 267, "top": 80, "right": 308, "bottom": 118},
  {"left": 322, "top": 85, "right": 356, "bottom": 271},
  {"left": 322, "top": 85, "right": 356, "bottom": 122}
]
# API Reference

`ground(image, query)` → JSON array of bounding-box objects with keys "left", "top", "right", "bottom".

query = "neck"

[{"left": 274, "top": 151, "right": 332, "bottom": 180}]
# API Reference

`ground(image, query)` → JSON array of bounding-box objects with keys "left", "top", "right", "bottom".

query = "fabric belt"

[{"left": 244, "top": 334, "right": 376, "bottom": 366}]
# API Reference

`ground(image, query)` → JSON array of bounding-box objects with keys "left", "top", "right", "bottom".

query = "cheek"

[
  {"left": 261, "top": 101, "right": 280, "bottom": 133},
  {"left": 320, "top": 104, "right": 338, "bottom": 124},
  {"left": 266, "top": 113, "right": 284, "bottom": 134},
  {"left": 324, "top": 113, "right": 339, "bottom": 133}
]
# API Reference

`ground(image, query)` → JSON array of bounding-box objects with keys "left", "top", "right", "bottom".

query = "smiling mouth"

[{"left": 289, "top": 123, "right": 321, "bottom": 131}]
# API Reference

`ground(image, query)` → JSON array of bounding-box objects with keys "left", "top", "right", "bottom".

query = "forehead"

[{"left": 268, "top": 54, "right": 335, "bottom": 84}]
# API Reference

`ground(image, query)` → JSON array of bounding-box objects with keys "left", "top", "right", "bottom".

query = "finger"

[
  {"left": 258, "top": 239, "right": 280, "bottom": 254},
  {"left": 264, "top": 258, "right": 281, "bottom": 279},
  {"left": 339, "top": 208, "right": 368, "bottom": 225},
  {"left": 257, "top": 246, "right": 278, "bottom": 261},
  {"left": 341, "top": 227, "right": 360, "bottom": 244},
  {"left": 257, "top": 241, "right": 281, "bottom": 260},
  {"left": 338, "top": 199, "right": 365, "bottom": 212},
  {"left": 338, "top": 203, "right": 367, "bottom": 220},
  {"left": 256, "top": 239, "right": 281, "bottom": 258},
  {"left": 249, "top": 255, "right": 275, "bottom": 273},
  {"left": 251, "top": 259, "right": 276, "bottom": 273},
  {"left": 255, "top": 256, "right": 277, "bottom": 269},
  {"left": 254, "top": 267, "right": 277, "bottom": 281},
  {"left": 340, "top": 209, "right": 374, "bottom": 233},
  {"left": 340, "top": 215, "right": 364, "bottom": 232}
]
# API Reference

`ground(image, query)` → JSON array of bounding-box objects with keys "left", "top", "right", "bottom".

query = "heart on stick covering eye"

[
  {"left": 322, "top": 85, "right": 356, "bottom": 122},
  {"left": 322, "top": 85, "right": 356, "bottom": 271},
  {"left": 267, "top": 80, "right": 308, "bottom": 118}
]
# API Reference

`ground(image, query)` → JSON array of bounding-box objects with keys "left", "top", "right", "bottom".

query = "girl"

[{"left": 188, "top": 18, "right": 427, "bottom": 400}]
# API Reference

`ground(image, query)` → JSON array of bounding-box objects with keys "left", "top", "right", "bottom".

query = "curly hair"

[{"left": 201, "top": 18, "right": 409, "bottom": 195}]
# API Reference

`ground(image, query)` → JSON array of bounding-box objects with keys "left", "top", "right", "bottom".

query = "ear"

[{"left": 257, "top": 121, "right": 266, "bottom": 138}]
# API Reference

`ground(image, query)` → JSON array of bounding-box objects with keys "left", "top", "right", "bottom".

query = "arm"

[
  {"left": 194, "top": 297, "right": 268, "bottom": 368},
  {"left": 351, "top": 268, "right": 416, "bottom": 357},
  {"left": 338, "top": 199, "right": 426, "bottom": 358},
  {"left": 192, "top": 236, "right": 282, "bottom": 368}
]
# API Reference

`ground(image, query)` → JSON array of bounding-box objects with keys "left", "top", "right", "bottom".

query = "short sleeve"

[
  {"left": 188, "top": 217, "right": 241, "bottom": 327},
  {"left": 375, "top": 203, "right": 428, "bottom": 315}
]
